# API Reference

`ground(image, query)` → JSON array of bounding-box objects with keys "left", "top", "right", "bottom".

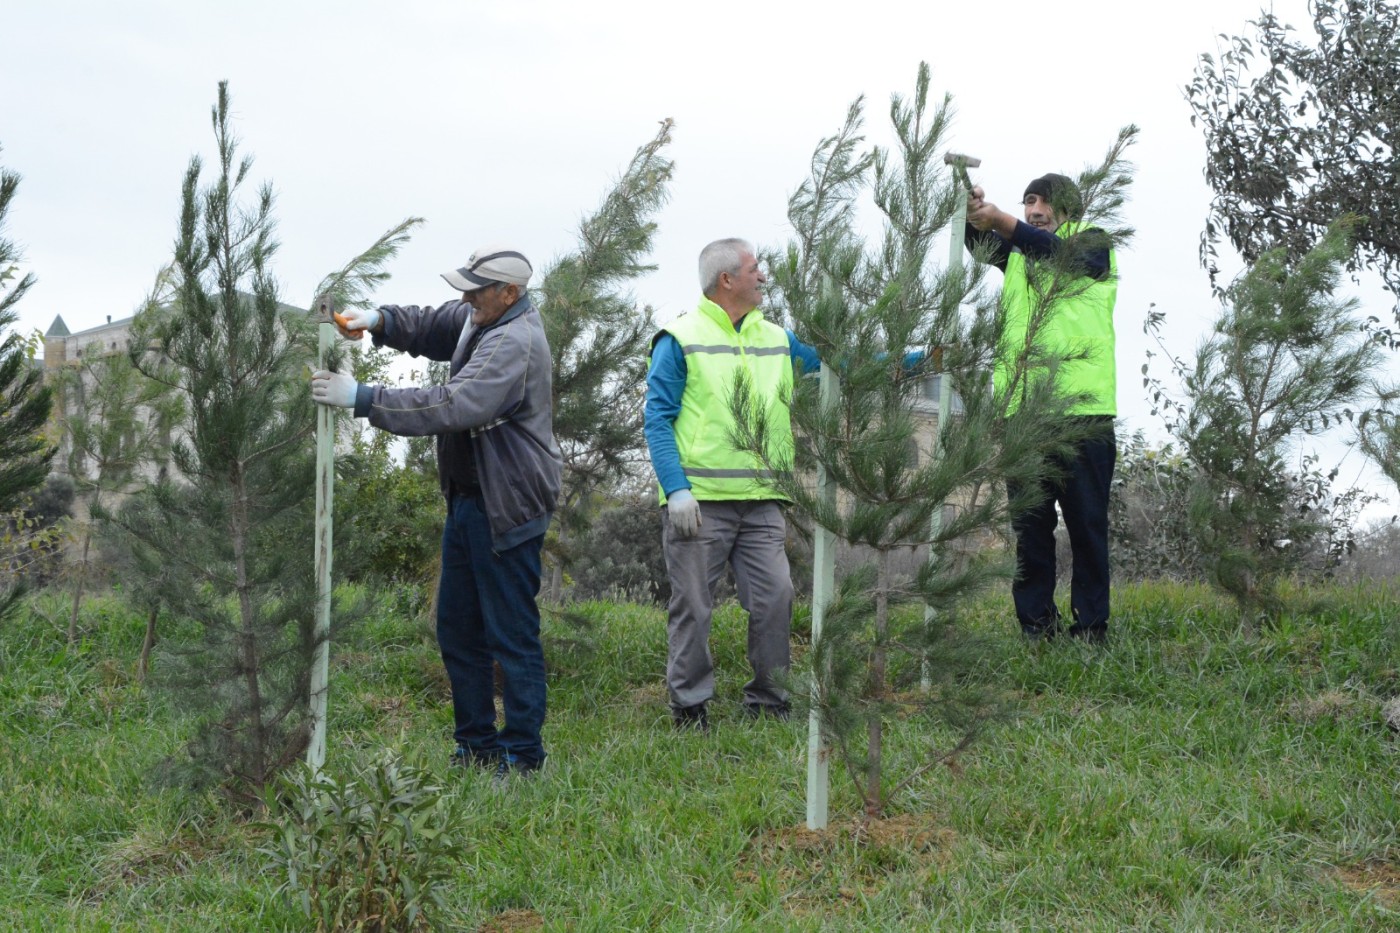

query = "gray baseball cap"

[{"left": 442, "top": 246, "right": 533, "bottom": 292}]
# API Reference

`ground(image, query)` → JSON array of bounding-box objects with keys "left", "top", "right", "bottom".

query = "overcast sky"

[{"left": 4, "top": 0, "right": 1392, "bottom": 514}]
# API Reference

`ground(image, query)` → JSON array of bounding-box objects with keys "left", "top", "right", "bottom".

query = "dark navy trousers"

[
  {"left": 1008, "top": 422, "right": 1117, "bottom": 639},
  {"left": 436, "top": 493, "right": 547, "bottom": 766}
]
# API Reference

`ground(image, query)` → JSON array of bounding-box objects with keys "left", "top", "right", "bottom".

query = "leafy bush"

[
  {"left": 1110, "top": 433, "right": 1378, "bottom": 584},
  {"left": 336, "top": 449, "right": 443, "bottom": 588},
  {"left": 570, "top": 498, "right": 670, "bottom": 605},
  {"left": 261, "top": 753, "right": 466, "bottom": 933},
  {"left": 1109, "top": 431, "right": 1202, "bottom": 582}
]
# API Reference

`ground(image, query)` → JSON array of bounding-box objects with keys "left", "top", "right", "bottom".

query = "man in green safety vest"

[
  {"left": 965, "top": 174, "right": 1118, "bottom": 643},
  {"left": 644, "top": 238, "right": 821, "bottom": 730}
]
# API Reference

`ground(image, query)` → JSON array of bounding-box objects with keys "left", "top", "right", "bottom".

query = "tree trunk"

[
  {"left": 66, "top": 527, "right": 91, "bottom": 645},
  {"left": 864, "top": 549, "right": 891, "bottom": 821},
  {"left": 229, "top": 476, "right": 268, "bottom": 790},
  {"left": 548, "top": 522, "right": 567, "bottom": 604},
  {"left": 139, "top": 605, "right": 158, "bottom": 682}
]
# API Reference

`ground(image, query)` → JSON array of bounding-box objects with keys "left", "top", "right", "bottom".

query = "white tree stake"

[
  {"left": 807, "top": 364, "right": 839, "bottom": 830},
  {"left": 307, "top": 306, "right": 335, "bottom": 774},
  {"left": 922, "top": 183, "right": 967, "bottom": 692}
]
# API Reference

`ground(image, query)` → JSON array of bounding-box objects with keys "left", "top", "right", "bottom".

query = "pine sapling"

[
  {"left": 738, "top": 64, "right": 1137, "bottom": 820},
  {"left": 0, "top": 144, "right": 54, "bottom": 622},
  {"left": 538, "top": 119, "right": 674, "bottom": 601},
  {"left": 1171, "top": 219, "right": 1383, "bottom": 625}
]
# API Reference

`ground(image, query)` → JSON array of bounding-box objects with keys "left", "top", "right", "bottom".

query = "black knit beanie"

[{"left": 1023, "top": 173, "right": 1083, "bottom": 220}]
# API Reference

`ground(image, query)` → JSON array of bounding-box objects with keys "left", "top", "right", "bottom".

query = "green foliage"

[
  {"left": 1149, "top": 220, "right": 1385, "bottom": 623},
  {"left": 313, "top": 218, "right": 424, "bottom": 317},
  {"left": 569, "top": 497, "right": 669, "bottom": 605},
  {"left": 333, "top": 339, "right": 442, "bottom": 588},
  {"left": 1186, "top": 0, "right": 1400, "bottom": 325},
  {"left": 5, "top": 583, "right": 1400, "bottom": 930},
  {"left": 261, "top": 753, "right": 467, "bottom": 933},
  {"left": 1359, "top": 406, "right": 1400, "bottom": 493},
  {"left": 53, "top": 339, "right": 179, "bottom": 642},
  {"left": 0, "top": 150, "right": 51, "bottom": 507},
  {"left": 1109, "top": 431, "right": 1203, "bottom": 582},
  {"left": 746, "top": 63, "right": 1137, "bottom": 819},
  {"left": 106, "top": 84, "right": 422, "bottom": 800},
  {"left": 537, "top": 120, "right": 674, "bottom": 598},
  {"left": 115, "top": 83, "right": 324, "bottom": 801},
  {"left": 0, "top": 143, "right": 54, "bottom": 623},
  {"left": 335, "top": 444, "right": 443, "bottom": 587}
]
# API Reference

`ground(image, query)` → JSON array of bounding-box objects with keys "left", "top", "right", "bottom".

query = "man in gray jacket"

[{"left": 311, "top": 245, "right": 562, "bottom": 779}]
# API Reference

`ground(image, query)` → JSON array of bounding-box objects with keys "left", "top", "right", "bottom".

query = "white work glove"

[
  {"left": 334, "top": 306, "right": 382, "bottom": 340},
  {"left": 667, "top": 488, "right": 702, "bottom": 539},
  {"left": 310, "top": 370, "right": 359, "bottom": 409}
]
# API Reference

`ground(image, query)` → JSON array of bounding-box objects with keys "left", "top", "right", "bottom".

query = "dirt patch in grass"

[
  {"left": 334, "top": 650, "right": 375, "bottom": 670},
  {"left": 87, "top": 825, "right": 215, "bottom": 900},
  {"left": 754, "top": 813, "right": 957, "bottom": 859},
  {"left": 477, "top": 908, "right": 545, "bottom": 932},
  {"left": 358, "top": 691, "right": 415, "bottom": 730},
  {"left": 1333, "top": 860, "right": 1400, "bottom": 907},
  {"left": 1286, "top": 689, "right": 1359, "bottom": 723},
  {"left": 627, "top": 682, "right": 668, "bottom": 710},
  {"left": 737, "top": 813, "right": 958, "bottom": 916}
]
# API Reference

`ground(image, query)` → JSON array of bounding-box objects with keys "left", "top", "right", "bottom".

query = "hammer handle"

[{"left": 332, "top": 312, "right": 365, "bottom": 339}]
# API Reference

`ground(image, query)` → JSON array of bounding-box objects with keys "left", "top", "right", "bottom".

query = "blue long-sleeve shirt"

[
  {"left": 965, "top": 219, "right": 1111, "bottom": 280},
  {"left": 644, "top": 324, "right": 820, "bottom": 498}
]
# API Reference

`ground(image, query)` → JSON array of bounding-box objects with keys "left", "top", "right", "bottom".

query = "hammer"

[
  {"left": 943, "top": 151, "right": 981, "bottom": 191},
  {"left": 316, "top": 292, "right": 364, "bottom": 339}
]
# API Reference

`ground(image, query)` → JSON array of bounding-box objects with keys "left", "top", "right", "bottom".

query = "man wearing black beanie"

[{"left": 964, "top": 172, "right": 1118, "bottom": 644}]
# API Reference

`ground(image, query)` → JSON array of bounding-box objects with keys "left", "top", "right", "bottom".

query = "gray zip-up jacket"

[{"left": 352, "top": 292, "right": 563, "bottom": 551}]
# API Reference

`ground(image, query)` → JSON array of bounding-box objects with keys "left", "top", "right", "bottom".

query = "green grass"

[{"left": 2, "top": 581, "right": 1398, "bottom": 930}]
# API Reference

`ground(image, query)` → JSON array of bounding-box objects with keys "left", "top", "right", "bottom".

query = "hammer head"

[
  {"left": 944, "top": 152, "right": 981, "bottom": 190},
  {"left": 314, "top": 293, "right": 339, "bottom": 325}
]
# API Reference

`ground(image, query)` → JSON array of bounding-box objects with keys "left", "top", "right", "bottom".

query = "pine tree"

[
  {"left": 738, "top": 64, "right": 1137, "bottom": 820},
  {"left": 1166, "top": 219, "right": 1383, "bottom": 625},
  {"left": 0, "top": 144, "right": 54, "bottom": 622},
  {"left": 116, "top": 84, "right": 416, "bottom": 800},
  {"left": 53, "top": 336, "right": 179, "bottom": 643},
  {"left": 1359, "top": 409, "right": 1400, "bottom": 494},
  {"left": 537, "top": 120, "right": 674, "bottom": 601}
]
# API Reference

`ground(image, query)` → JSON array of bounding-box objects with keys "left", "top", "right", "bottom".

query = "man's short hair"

[
  {"left": 1023, "top": 173, "right": 1084, "bottom": 221},
  {"left": 699, "top": 238, "right": 754, "bottom": 296}
]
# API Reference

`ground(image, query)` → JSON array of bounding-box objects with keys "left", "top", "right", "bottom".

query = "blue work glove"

[
  {"left": 667, "top": 488, "right": 702, "bottom": 539},
  {"left": 310, "top": 370, "right": 359, "bottom": 409}
]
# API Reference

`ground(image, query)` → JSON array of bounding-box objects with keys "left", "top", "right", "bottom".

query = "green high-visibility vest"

[
  {"left": 656, "top": 298, "right": 794, "bottom": 504},
  {"left": 998, "top": 221, "right": 1118, "bottom": 416}
]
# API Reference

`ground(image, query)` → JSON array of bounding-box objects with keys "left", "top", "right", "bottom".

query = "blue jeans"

[
  {"left": 1008, "top": 422, "right": 1117, "bottom": 638},
  {"left": 437, "top": 494, "right": 547, "bottom": 765}
]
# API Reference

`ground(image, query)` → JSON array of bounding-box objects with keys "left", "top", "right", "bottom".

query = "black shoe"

[
  {"left": 450, "top": 746, "right": 502, "bottom": 770},
  {"left": 1021, "top": 624, "right": 1061, "bottom": 642},
  {"left": 743, "top": 702, "right": 791, "bottom": 722},
  {"left": 672, "top": 702, "right": 709, "bottom": 732},
  {"left": 492, "top": 753, "right": 543, "bottom": 785},
  {"left": 1068, "top": 626, "right": 1108, "bottom": 645}
]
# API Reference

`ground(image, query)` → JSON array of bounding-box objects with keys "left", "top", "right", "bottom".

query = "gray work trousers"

[{"left": 662, "top": 498, "right": 793, "bottom": 710}]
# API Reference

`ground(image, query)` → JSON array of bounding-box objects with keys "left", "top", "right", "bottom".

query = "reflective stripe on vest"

[
  {"left": 656, "top": 298, "right": 794, "bottom": 503},
  {"left": 998, "top": 221, "right": 1118, "bottom": 416}
]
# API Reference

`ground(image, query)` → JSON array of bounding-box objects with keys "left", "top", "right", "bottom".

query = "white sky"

[{"left": 3, "top": 0, "right": 1393, "bottom": 516}]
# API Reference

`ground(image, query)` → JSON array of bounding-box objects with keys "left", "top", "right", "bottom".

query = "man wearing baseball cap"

[
  {"left": 311, "top": 245, "right": 563, "bottom": 779},
  {"left": 963, "top": 173, "right": 1118, "bottom": 644}
]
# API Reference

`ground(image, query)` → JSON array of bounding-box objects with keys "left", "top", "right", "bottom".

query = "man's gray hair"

[{"left": 699, "top": 238, "right": 754, "bottom": 296}]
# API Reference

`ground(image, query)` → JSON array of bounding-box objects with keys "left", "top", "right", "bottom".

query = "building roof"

[{"left": 45, "top": 315, "right": 70, "bottom": 337}]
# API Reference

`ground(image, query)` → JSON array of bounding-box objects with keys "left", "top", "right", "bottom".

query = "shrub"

[
  {"left": 261, "top": 752, "right": 466, "bottom": 933},
  {"left": 570, "top": 498, "right": 670, "bottom": 605}
]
